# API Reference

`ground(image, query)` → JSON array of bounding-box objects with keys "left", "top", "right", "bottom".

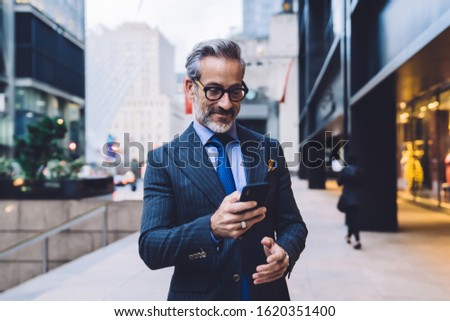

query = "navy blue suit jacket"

[{"left": 139, "top": 123, "right": 307, "bottom": 300}]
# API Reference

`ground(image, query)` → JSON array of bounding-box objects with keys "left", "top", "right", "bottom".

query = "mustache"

[{"left": 207, "top": 107, "right": 235, "bottom": 117}]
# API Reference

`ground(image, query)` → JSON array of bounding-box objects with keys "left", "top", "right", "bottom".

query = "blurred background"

[{"left": 0, "top": 0, "right": 449, "bottom": 294}]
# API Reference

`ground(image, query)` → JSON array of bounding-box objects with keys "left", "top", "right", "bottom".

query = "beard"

[{"left": 193, "top": 99, "right": 238, "bottom": 133}]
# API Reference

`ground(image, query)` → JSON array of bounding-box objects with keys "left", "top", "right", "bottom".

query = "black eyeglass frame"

[{"left": 193, "top": 78, "right": 249, "bottom": 102}]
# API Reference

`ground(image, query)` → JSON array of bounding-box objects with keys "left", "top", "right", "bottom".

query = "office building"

[
  {"left": 234, "top": 1, "right": 298, "bottom": 169},
  {"left": 235, "top": 11, "right": 299, "bottom": 170},
  {"left": 86, "top": 23, "right": 183, "bottom": 167},
  {"left": 298, "top": 0, "right": 450, "bottom": 231},
  {"left": 243, "top": 0, "right": 284, "bottom": 39},
  {"left": 0, "top": 0, "right": 85, "bottom": 158}
]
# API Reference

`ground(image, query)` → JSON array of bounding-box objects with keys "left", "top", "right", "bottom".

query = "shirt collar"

[{"left": 193, "top": 119, "right": 239, "bottom": 145}]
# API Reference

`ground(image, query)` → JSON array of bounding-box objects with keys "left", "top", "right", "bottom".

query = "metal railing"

[{"left": 0, "top": 204, "right": 108, "bottom": 273}]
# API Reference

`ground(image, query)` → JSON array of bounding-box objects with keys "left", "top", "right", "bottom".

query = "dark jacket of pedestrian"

[
  {"left": 337, "top": 157, "right": 364, "bottom": 249},
  {"left": 337, "top": 164, "right": 363, "bottom": 210}
]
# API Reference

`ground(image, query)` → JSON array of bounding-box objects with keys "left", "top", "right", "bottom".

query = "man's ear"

[{"left": 183, "top": 77, "right": 195, "bottom": 100}]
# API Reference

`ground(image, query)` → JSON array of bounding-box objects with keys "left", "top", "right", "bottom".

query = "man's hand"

[
  {"left": 252, "top": 237, "right": 289, "bottom": 285},
  {"left": 210, "top": 191, "right": 266, "bottom": 239}
]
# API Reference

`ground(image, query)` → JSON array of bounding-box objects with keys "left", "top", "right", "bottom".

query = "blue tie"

[
  {"left": 208, "top": 134, "right": 250, "bottom": 301},
  {"left": 209, "top": 134, "right": 237, "bottom": 195}
]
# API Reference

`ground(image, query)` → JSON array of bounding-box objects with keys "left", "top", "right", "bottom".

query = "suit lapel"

[
  {"left": 237, "top": 124, "right": 267, "bottom": 185},
  {"left": 169, "top": 123, "right": 226, "bottom": 206}
]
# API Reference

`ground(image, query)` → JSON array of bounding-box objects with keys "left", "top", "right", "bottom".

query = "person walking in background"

[{"left": 337, "top": 154, "right": 364, "bottom": 250}]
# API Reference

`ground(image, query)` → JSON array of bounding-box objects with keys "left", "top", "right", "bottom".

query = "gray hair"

[{"left": 185, "top": 39, "right": 246, "bottom": 80}]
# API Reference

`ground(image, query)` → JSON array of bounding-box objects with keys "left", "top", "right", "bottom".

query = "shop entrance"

[{"left": 397, "top": 87, "right": 450, "bottom": 208}]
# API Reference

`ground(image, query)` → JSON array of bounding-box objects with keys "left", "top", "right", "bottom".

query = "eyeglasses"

[{"left": 193, "top": 78, "right": 249, "bottom": 102}]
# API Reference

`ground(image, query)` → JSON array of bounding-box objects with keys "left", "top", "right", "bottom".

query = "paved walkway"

[{"left": 1, "top": 178, "right": 450, "bottom": 301}]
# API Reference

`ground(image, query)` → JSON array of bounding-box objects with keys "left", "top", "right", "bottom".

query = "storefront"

[
  {"left": 397, "top": 85, "right": 450, "bottom": 209},
  {"left": 298, "top": 0, "right": 450, "bottom": 231}
]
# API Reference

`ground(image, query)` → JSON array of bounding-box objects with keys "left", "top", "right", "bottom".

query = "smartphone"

[{"left": 239, "top": 182, "right": 270, "bottom": 207}]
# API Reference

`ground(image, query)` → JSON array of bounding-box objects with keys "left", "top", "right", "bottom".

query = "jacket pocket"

[{"left": 170, "top": 272, "right": 209, "bottom": 293}]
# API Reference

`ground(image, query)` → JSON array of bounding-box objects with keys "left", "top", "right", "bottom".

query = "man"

[{"left": 139, "top": 39, "right": 307, "bottom": 301}]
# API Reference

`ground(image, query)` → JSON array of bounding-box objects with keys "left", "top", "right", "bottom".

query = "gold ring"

[{"left": 241, "top": 221, "right": 247, "bottom": 229}]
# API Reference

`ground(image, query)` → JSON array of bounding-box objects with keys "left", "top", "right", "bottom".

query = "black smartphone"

[{"left": 239, "top": 182, "right": 270, "bottom": 207}]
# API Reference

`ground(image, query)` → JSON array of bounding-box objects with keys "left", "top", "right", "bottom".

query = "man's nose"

[{"left": 218, "top": 92, "right": 233, "bottom": 109}]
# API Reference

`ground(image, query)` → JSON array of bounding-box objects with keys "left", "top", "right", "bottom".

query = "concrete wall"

[{"left": 0, "top": 199, "right": 142, "bottom": 292}]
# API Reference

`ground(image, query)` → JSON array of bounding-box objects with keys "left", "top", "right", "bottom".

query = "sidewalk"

[{"left": 1, "top": 178, "right": 450, "bottom": 301}]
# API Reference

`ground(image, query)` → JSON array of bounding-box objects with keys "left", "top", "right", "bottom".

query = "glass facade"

[
  {"left": 14, "top": 87, "right": 82, "bottom": 155},
  {"left": 15, "top": 0, "right": 84, "bottom": 42},
  {"left": 397, "top": 86, "right": 450, "bottom": 208},
  {"left": 0, "top": 116, "right": 13, "bottom": 154},
  {"left": 0, "top": 1, "right": 5, "bottom": 77},
  {"left": 15, "top": 12, "right": 85, "bottom": 97}
]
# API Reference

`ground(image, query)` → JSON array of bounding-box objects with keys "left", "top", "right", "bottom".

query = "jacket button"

[{"left": 233, "top": 274, "right": 241, "bottom": 283}]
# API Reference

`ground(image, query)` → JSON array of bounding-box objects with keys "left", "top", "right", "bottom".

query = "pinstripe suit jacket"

[{"left": 139, "top": 122, "right": 307, "bottom": 301}]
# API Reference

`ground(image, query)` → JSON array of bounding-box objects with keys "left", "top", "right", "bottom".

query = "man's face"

[{"left": 189, "top": 56, "right": 244, "bottom": 133}]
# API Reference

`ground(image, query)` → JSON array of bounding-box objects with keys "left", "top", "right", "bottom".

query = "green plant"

[
  {"left": 67, "top": 157, "right": 85, "bottom": 179},
  {"left": 14, "top": 116, "right": 67, "bottom": 180},
  {"left": 45, "top": 157, "right": 86, "bottom": 180},
  {"left": 45, "top": 159, "right": 68, "bottom": 179},
  {"left": 0, "top": 157, "right": 14, "bottom": 178}
]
